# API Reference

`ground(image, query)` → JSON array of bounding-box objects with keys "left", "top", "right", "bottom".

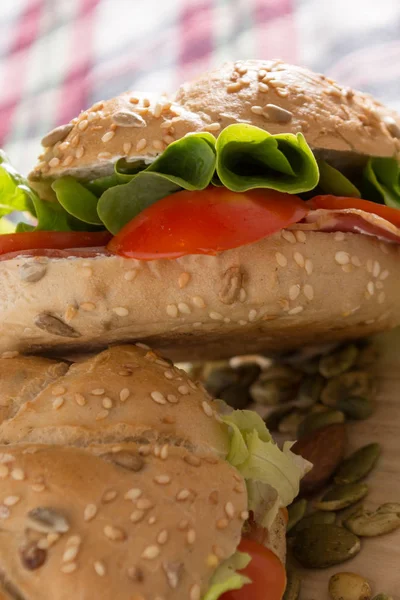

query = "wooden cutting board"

[{"left": 298, "top": 328, "right": 400, "bottom": 599}]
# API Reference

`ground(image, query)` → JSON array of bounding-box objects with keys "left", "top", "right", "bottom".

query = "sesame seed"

[
  {"left": 251, "top": 105, "right": 264, "bottom": 115},
  {"left": 52, "top": 396, "right": 65, "bottom": 410},
  {"left": 380, "top": 269, "right": 389, "bottom": 280},
  {"left": 303, "top": 284, "right": 314, "bottom": 301},
  {"left": 334, "top": 232, "right": 345, "bottom": 241},
  {"left": 65, "top": 305, "right": 77, "bottom": 321},
  {"left": 351, "top": 255, "right": 361, "bottom": 267},
  {"left": 125, "top": 488, "right": 142, "bottom": 501},
  {"left": 294, "top": 252, "right": 305, "bottom": 268},
  {"left": 75, "top": 146, "right": 85, "bottom": 159},
  {"left": 305, "top": 259, "right": 313, "bottom": 275},
  {"left": 178, "top": 302, "right": 191, "bottom": 315},
  {"left": 209, "top": 311, "right": 223, "bottom": 320},
  {"left": 142, "top": 545, "right": 160, "bottom": 560},
  {"left": 124, "top": 269, "right": 138, "bottom": 281},
  {"left": 366, "top": 259, "right": 373, "bottom": 273},
  {"left": 153, "top": 140, "right": 164, "bottom": 150},
  {"left": 238, "top": 319, "right": 247, "bottom": 325},
  {"left": 167, "top": 394, "right": 179, "bottom": 404},
  {"left": 248, "top": 309, "right": 257, "bottom": 322},
  {"left": 52, "top": 385, "right": 66, "bottom": 396},
  {"left": 288, "top": 306, "right": 304, "bottom": 315},
  {"left": 130, "top": 510, "right": 145, "bottom": 523},
  {"left": 119, "top": 388, "right": 130, "bottom": 402},
  {"left": 282, "top": 230, "right": 296, "bottom": 244},
  {"left": 258, "top": 82, "right": 269, "bottom": 92},
  {"left": 80, "top": 302, "right": 96, "bottom": 311},
  {"left": 202, "top": 401, "right": 213, "bottom": 417},
  {"left": 379, "top": 242, "right": 390, "bottom": 254},
  {"left": 240, "top": 510, "right": 250, "bottom": 520},
  {"left": 178, "top": 519, "right": 189, "bottom": 531},
  {"left": 184, "top": 455, "right": 201, "bottom": 467},
  {"left": 1, "top": 350, "right": 19, "bottom": 359},
  {"left": 335, "top": 251, "right": 350, "bottom": 265},
  {"left": 289, "top": 284, "right": 300, "bottom": 301},
  {"left": 295, "top": 230, "right": 306, "bottom": 243},
  {"left": 160, "top": 445, "right": 169, "bottom": 460},
  {"left": 61, "top": 562, "right": 77, "bottom": 574},
  {"left": 101, "top": 131, "right": 115, "bottom": 143},
  {"left": 96, "top": 409, "right": 109, "bottom": 421},
  {"left": 178, "top": 272, "right": 190, "bottom": 288},
  {"left": 216, "top": 518, "right": 229, "bottom": 530},
  {"left": 0, "top": 465, "right": 9, "bottom": 479},
  {"left": 31, "top": 483, "right": 46, "bottom": 493},
  {"left": 234, "top": 483, "right": 245, "bottom": 493},
  {"left": 275, "top": 252, "right": 287, "bottom": 267},
  {"left": 166, "top": 304, "right": 178, "bottom": 318},
  {"left": 178, "top": 385, "right": 189, "bottom": 396},
  {"left": 61, "top": 155, "right": 74, "bottom": 166},
  {"left": 148, "top": 516, "right": 157, "bottom": 525},
  {"left": 0, "top": 506, "right": 10, "bottom": 520},
  {"left": 113, "top": 306, "right": 129, "bottom": 316},
  {"left": 102, "top": 490, "right": 118, "bottom": 503},
  {"left": 225, "top": 502, "right": 235, "bottom": 519},
  {"left": 94, "top": 561, "right": 106, "bottom": 576},
  {"left": 98, "top": 151, "right": 112, "bottom": 160},
  {"left": 187, "top": 528, "right": 196, "bottom": 544},
  {"left": 137, "top": 498, "right": 154, "bottom": 510},
  {"left": 227, "top": 81, "right": 242, "bottom": 93},
  {"left": 11, "top": 468, "right": 25, "bottom": 481},
  {"left": 176, "top": 489, "right": 191, "bottom": 501},
  {"left": 136, "top": 138, "right": 147, "bottom": 151},
  {"left": 192, "top": 296, "right": 206, "bottom": 308},
  {"left": 4, "top": 496, "right": 20, "bottom": 507},
  {"left": 376, "top": 281, "right": 384, "bottom": 289},
  {"left": 151, "top": 391, "right": 167, "bottom": 405},
  {"left": 102, "top": 397, "right": 113, "bottom": 409},
  {"left": 154, "top": 474, "right": 171, "bottom": 485},
  {"left": 164, "top": 370, "right": 174, "bottom": 380},
  {"left": 367, "top": 281, "right": 375, "bottom": 296},
  {"left": 378, "top": 291, "right": 386, "bottom": 304},
  {"left": 91, "top": 388, "right": 105, "bottom": 396},
  {"left": 84, "top": 504, "right": 97, "bottom": 522},
  {"left": 190, "top": 584, "right": 201, "bottom": 600},
  {"left": 63, "top": 545, "right": 79, "bottom": 562},
  {"left": 49, "top": 157, "right": 60, "bottom": 168},
  {"left": 104, "top": 525, "right": 126, "bottom": 541},
  {"left": 157, "top": 529, "right": 169, "bottom": 545}
]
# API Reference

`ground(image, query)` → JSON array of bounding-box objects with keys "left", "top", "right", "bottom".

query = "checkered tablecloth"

[{"left": 1, "top": 0, "right": 400, "bottom": 174}]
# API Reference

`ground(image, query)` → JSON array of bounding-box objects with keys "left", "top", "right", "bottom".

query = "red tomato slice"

[
  {"left": 0, "top": 230, "right": 112, "bottom": 255},
  {"left": 108, "top": 188, "right": 309, "bottom": 260},
  {"left": 220, "top": 539, "right": 286, "bottom": 600},
  {"left": 309, "top": 195, "right": 400, "bottom": 228}
]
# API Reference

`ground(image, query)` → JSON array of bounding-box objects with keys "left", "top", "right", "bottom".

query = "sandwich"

[
  {"left": 0, "top": 344, "right": 310, "bottom": 600},
  {"left": 0, "top": 60, "right": 400, "bottom": 359}
]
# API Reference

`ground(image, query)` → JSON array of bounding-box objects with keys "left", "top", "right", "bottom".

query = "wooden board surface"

[{"left": 298, "top": 329, "right": 400, "bottom": 599}]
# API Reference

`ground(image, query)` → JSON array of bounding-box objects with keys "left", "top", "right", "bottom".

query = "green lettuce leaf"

[
  {"left": 317, "top": 160, "right": 361, "bottom": 197},
  {"left": 203, "top": 552, "right": 251, "bottom": 600},
  {"left": 97, "top": 133, "right": 217, "bottom": 233},
  {"left": 0, "top": 150, "right": 36, "bottom": 218},
  {"left": 363, "top": 157, "right": 400, "bottom": 208},
  {"left": 223, "top": 410, "right": 312, "bottom": 528},
  {"left": 52, "top": 176, "right": 102, "bottom": 225},
  {"left": 216, "top": 124, "right": 319, "bottom": 193}
]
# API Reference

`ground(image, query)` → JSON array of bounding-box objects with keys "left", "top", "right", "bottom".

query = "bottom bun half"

[{"left": 2, "top": 231, "right": 396, "bottom": 360}]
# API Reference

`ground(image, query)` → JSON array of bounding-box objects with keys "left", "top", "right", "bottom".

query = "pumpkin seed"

[
  {"left": 278, "top": 409, "right": 305, "bottom": 434},
  {"left": 205, "top": 364, "right": 260, "bottom": 397},
  {"left": 295, "top": 374, "right": 325, "bottom": 409},
  {"left": 371, "top": 595, "right": 393, "bottom": 600},
  {"left": 292, "top": 510, "right": 336, "bottom": 533},
  {"left": 321, "top": 371, "right": 374, "bottom": 408},
  {"left": 335, "top": 444, "right": 381, "bottom": 484},
  {"left": 314, "top": 483, "right": 369, "bottom": 511},
  {"left": 293, "top": 524, "right": 361, "bottom": 568},
  {"left": 287, "top": 499, "right": 308, "bottom": 532},
  {"left": 336, "top": 502, "right": 365, "bottom": 527},
  {"left": 250, "top": 377, "right": 297, "bottom": 405},
  {"left": 355, "top": 344, "right": 379, "bottom": 368},
  {"left": 344, "top": 504, "right": 400, "bottom": 537},
  {"left": 264, "top": 406, "right": 292, "bottom": 432},
  {"left": 298, "top": 355, "right": 320, "bottom": 374},
  {"left": 329, "top": 572, "right": 372, "bottom": 600},
  {"left": 219, "top": 384, "right": 251, "bottom": 410},
  {"left": 283, "top": 569, "right": 301, "bottom": 600},
  {"left": 338, "top": 396, "right": 375, "bottom": 420},
  {"left": 297, "top": 410, "right": 345, "bottom": 438},
  {"left": 378, "top": 502, "right": 400, "bottom": 513},
  {"left": 257, "top": 364, "right": 302, "bottom": 382},
  {"left": 319, "top": 344, "right": 359, "bottom": 378}
]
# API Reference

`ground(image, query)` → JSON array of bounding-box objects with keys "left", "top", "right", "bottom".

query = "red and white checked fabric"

[{"left": 1, "top": 0, "right": 400, "bottom": 174}]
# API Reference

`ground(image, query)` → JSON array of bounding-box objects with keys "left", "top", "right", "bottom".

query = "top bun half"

[{"left": 29, "top": 60, "right": 400, "bottom": 185}]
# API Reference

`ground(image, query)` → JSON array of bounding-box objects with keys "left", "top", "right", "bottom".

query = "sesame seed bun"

[
  {"left": 0, "top": 344, "right": 285, "bottom": 599},
  {"left": 0, "top": 231, "right": 398, "bottom": 360},
  {"left": 29, "top": 59, "right": 400, "bottom": 185}
]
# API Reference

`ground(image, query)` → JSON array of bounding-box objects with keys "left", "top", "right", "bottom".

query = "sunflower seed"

[
  {"left": 27, "top": 507, "right": 70, "bottom": 533},
  {"left": 319, "top": 344, "right": 359, "bottom": 378},
  {"left": 219, "top": 266, "right": 243, "bottom": 304},
  {"left": 41, "top": 123, "right": 73, "bottom": 147},
  {"left": 103, "top": 451, "right": 144, "bottom": 472},
  {"left": 293, "top": 524, "right": 361, "bottom": 568},
  {"left": 34, "top": 313, "right": 81, "bottom": 338},
  {"left": 19, "top": 262, "right": 47, "bottom": 283},
  {"left": 337, "top": 397, "right": 374, "bottom": 420},
  {"left": 329, "top": 572, "right": 372, "bottom": 600},
  {"left": 283, "top": 569, "right": 301, "bottom": 600},
  {"left": 292, "top": 510, "right": 336, "bottom": 534},
  {"left": 335, "top": 444, "right": 381, "bottom": 484},
  {"left": 287, "top": 499, "right": 308, "bottom": 532},
  {"left": 111, "top": 111, "right": 146, "bottom": 127},
  {"left": 344, "top": 504, "right": 400, "bottom": 537},
  {"left": 321, "top": 371, "right": 374, "bottom": 408},
  {"left": 297, "top": 410, "right": 345, "bottom": 438},
  {"left": 314, "top": 483, "right": 369, "bottom": 511}
]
